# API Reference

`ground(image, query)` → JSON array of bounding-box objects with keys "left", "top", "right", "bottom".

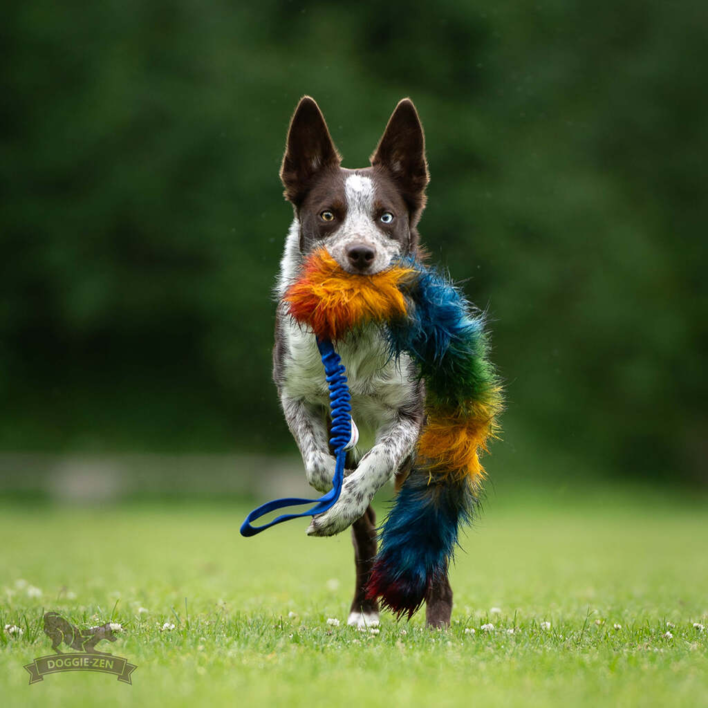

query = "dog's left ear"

[{"left": 371, "top": 98, "right": 429, "bottom": 220}]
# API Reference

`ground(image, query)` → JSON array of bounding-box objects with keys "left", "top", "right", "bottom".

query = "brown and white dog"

[{"left": 273, "top": 97, "right": 453, "bottom": 628}]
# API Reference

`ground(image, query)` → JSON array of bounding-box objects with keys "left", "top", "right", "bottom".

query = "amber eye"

[
  {"left": 380, "top": 212, "right": 395, "bottom": 224},
  {"left": 320, "top": 210, "right": 335, "bottom": 222}
]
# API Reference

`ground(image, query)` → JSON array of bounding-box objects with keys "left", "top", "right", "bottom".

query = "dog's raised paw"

[
  {"left": 306, "top": 517, "right": 336, "bottom": 537},
  {"left": 306, "top": 510, "right": 350, "bottom": 537}
]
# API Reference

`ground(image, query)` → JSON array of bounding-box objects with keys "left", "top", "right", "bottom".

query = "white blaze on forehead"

[{"left": 344, "top": 174, "right": 375, "bottom": 215}]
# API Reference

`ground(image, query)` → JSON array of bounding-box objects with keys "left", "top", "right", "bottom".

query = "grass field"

[{"left": 1, "top": 485, "right": 707, "bottom": 707}]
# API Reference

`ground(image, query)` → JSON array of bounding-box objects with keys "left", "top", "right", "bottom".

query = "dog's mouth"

[
  {"left": 325, "top": 249, "right": 396, "bottom": 278},
  {"left": 320, "top": 235, "right": 401, "bottom": 277}
]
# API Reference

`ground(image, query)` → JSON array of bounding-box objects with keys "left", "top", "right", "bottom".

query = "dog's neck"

[{"left": 276, "top": 219, "right": 304, "bottom": 301}]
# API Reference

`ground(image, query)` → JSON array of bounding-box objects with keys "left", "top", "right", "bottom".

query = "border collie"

[{"left": 273, "top": 97, "right": 453, "bottom": 628}]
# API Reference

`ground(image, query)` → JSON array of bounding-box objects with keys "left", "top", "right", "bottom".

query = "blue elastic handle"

[{"left": 240, "top": 339, "right": 351, "bottom": 536}]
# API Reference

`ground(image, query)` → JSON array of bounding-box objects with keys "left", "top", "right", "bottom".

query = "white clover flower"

[
  {"left": 288, "top": 611, "right": 298, "bottom": 619},
  {"left": 663, "top": 631, "right": 673, "bottom": 639},
  {"left": 26, "top": 585, "right": 42, "bottom": 598},
  {"left": 161, "top": 622, "right": 176, "bottom": 631},
  {"left": 613, "top": 624, "right": 622, "bottom": 630},
  {"left": 326, "top": 618, "right": 340, "bottom": 627},
  {"left": 137, "top": 607, "right": 149, "bottom": 615},
  {"left": 595, "top": 619, "right": 605, "bottom": 626},
  {"left": 490, "top": 607, "right": 502, "bottom": 615},
  {"left": 4, "top": 624, "right": 23, "bottom": 636},
  {"left": 464, "top": 628, "right": 476, "bottom": 635},
  {"left": 108, "top": 623, "right": 123, "bottom": 632},
  {"left": 693, "top": 623, "right": 704, "bottom": 632},
  {"left": 400, "top": 629, "right": 407, "bottom": 635},
  {"left": 369, "top": 628, "right": 380, "bottom": 634},
  {"left": 666, "top": 622, "right": 675, "bottom": 628},
  {"left": 506, "top": 628, "right": 517, "bottom": 635},
  {"left": 481, "top": 623, "right": 494, "bottom": 632},
  {"left": 540, "top": 621, "right": 551, "bottom": 630},
  {"left": 326, "top": 579, "right": 340, "bottom": 591}
]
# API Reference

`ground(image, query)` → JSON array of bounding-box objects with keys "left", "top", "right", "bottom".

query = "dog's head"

[{"left": 280, "top": 97, "right": 429, "bottom": 274}]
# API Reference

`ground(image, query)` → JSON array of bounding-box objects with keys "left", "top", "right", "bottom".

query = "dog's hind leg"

[
  {"left": 425, "top": 570, "right": 453, "bottom": 629},
  {"left": 347, "top": 504, "right": 380, "bottom": 628}
]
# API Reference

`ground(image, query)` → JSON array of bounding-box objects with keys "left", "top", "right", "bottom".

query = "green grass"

[{"left": 1, "top": 486, "right": 707, "bottom": 707}]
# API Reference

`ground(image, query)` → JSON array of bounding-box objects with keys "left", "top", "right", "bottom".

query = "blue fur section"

[
  {"left": 387, "top": 260, "right": 490, "bottom": 404},
  {"left": 371, "top": 473, "right": 476, "bottom": 616}
]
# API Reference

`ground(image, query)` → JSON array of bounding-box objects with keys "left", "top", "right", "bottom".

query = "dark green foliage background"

[{"left": 1, "top": 1, "right": 706, "bottom": 484}]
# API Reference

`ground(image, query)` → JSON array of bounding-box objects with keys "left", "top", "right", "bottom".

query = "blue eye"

[{"left": 380, "top": 212, "right": 394, "bottom": 224}]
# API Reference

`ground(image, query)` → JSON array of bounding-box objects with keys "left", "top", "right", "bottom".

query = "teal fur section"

[{"left": 387, "top": 259, "right": 500, "bottom": 407}]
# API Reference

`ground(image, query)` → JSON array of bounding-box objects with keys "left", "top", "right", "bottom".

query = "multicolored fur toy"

[{"left": 284, "top": 249, "right": 502, "bottom": 618}]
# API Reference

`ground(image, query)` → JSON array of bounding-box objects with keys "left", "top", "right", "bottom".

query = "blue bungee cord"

[{"left": 240, "top": 339, "right": 356, "bottom": 536}]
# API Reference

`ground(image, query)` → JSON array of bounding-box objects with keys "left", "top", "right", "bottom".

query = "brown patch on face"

[
  {"left": 297, "top": 166, "right": 347, "bottom": 252},
  {"left": 366, "top": 165, "right": 417, "bottom": 254}
]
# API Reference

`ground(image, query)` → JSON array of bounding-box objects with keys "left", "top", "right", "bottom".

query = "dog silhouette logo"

[
  {"left": 43, "top": 612, "right": 121, "bottom": 654},
  {"left": 24, "top": 612, "right": 137, "bottom": 685}
]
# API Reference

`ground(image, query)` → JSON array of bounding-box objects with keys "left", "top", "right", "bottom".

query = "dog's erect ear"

[
  {"left": 280, "top": 96, "right": 341, "bottom": 206},
  {"left": 371, "top": 98, "right": 429, "bottom": 218}
]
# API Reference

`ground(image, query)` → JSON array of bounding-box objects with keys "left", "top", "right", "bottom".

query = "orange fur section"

[
  {"left": 417, "top": 398, "right": 502, "bottom": 486},
  {"left": 285, "top": 249, "right": 415, "bottom": 340}
]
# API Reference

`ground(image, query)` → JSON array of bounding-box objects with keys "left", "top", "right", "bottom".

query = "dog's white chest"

[{"left": 282, "top": 321, "right": 416, "bottom": 439}]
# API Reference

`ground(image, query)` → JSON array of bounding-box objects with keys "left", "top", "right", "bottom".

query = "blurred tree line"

[{"left": 1, "top": 0, "right": 706, "bottom": 484}]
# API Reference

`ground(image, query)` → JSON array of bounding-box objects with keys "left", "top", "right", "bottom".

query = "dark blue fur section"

[
  {"left": 370, "top": 472, "right": 477, "bottom": 617},
  {"left": 387, "top": 260, "right": 490, "bottom": 404}
]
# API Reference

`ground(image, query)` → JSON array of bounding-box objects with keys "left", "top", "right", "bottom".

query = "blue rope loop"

[{"left": 240, "top": 338, "right": 351, "bottom": 537}]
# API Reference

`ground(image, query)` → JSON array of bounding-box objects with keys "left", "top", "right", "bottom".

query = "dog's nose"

[{"left": 346, "top": 243, "right": 376, "bottom": 271}]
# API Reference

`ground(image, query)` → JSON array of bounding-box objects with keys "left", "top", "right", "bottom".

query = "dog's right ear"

[
  {"left": 370, "top": 99, "right": 429, "bottom": 222},
  {"left": 280, "top": 96, "right": 341, "bottom": 206}
]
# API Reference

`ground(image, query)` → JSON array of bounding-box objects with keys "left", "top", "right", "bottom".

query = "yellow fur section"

[
  {"left": 285, "top": 250, "right": 415, "bottom": 340},
  {"left": 417, "top": 395, "right": 502, "bottom": 486}
]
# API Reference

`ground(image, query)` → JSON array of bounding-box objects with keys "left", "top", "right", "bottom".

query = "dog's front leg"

[
  {"left": 281, "top": 394, "right": 338, "bottom": 493},
  {"left": 307, "top": 414, "right": 419, "bottom": 537}
]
